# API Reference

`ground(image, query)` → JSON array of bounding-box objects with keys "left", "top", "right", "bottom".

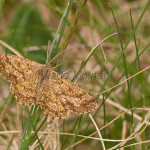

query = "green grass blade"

[
  {"left": 130, "top": 9, "right": 145, "bottom": 150},
  {"left": 110, "top": 3, "right": 134, "bottom": 147},
  {"left": 26, "top": 107, "right": 44, "bottom": 150},
  {"left": 7, "top": 134, "right": 14, "bottom": 150},
  {"left": 0, "top": 0, "right": 4, "bottom": 13},
  {"left": 48, "top": 0, "right": 72, "bottom": 61},
  {"left": 18, "top": 106, "right": 34, "bottom": 150},
  {"left": 66, "top": 114, "right": 89, "bottom": 150},
  {"left": 96, "top": 1, "right": 150, "bottom": 99}
]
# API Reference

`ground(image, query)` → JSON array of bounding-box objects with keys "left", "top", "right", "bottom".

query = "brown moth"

[{"left": 0, "top": 52, "right": 97, "bottom": 119}]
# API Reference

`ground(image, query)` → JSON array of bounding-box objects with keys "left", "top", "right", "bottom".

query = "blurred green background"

[{"left": 0, "top": 0, "right": 150, "bottom": 150}]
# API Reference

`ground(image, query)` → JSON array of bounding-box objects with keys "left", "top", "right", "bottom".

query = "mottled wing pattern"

[
  {"left": 39, "top": 68, "right": 97, "bottom": 116},
  {"left": 37, "top": 72, "right": 68, "bottom": 119},
  {"left": 10, "top": 75, "right": 40, "bottom": 105},
  {"left": 0, "top": 52, "right": 43, "bottom": 105},
  {"left": 0, "top": 52, "right": 42, "bottom": 84},
  {"left": 0, "top": 52, "right": 97, "bottom": 119}
]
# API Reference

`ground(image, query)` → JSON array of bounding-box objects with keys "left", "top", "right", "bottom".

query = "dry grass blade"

[
  {"left": 108, "top": 110, "right": 150, "bottom": 150},
  {"left": 89, "top": 114, "right": 106, "bottom": 150},
  {"left": 68, "top": 108, "right": 150, "bottom": 148},
  {"left": 103, "top": 96, "right": 150, "bottom": 125},
  {"left": 98, "top": 65, "right": 150, "bottom": 95},
  {"left": 0, "top": 40, "right": 22, "bottom": 57}
]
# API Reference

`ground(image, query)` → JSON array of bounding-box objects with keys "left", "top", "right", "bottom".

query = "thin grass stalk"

[
  {"left": 46, "top": 118, "right": 60, "bottom": 150},
  {"left": 61, "top": 0, "right": 88, "bottom": 50},
  {"left": 0, "top": 0, "right": 5, "bottom": 13},
  {"left": 109, "top": 4, "right": 134, "bottom": 145},
  {"left": 130, "top": 9, "right": 145, "bottom": 150}
]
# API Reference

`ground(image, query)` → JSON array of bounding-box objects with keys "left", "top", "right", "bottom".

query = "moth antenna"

[
  {"left": 49, "top": 48, "right": 68, "bottom": 65},
  {"left": 46, "top": 40, "right": 52, "bottom": 64},
  {"left": 53, "top": 63, "right": 61, "bottom": 70}
]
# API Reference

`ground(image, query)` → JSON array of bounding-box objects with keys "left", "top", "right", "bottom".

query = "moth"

[{"left": 0, "top": 52, "right": 97, "bottom": 119}]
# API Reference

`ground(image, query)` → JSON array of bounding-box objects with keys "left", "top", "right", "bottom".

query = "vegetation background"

[{"left": 0, "top": 0, "right": 150, "bottom": 149}]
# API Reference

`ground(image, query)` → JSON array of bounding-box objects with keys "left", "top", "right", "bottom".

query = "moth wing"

[
  {"left": 0, "top": 52, "right": 43, "bottom": 105},
  {"left": 37, "top": 78, "right": 68, "bottom": 119},
  {"left": 0, "top": 52, "right": 42, "bottom": 84},
  {"left": 10, "top": 73, "right": 40, "bottom": 105},
  {"left": 48, "top": 70, "right": 97, "bottom": 114}
]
